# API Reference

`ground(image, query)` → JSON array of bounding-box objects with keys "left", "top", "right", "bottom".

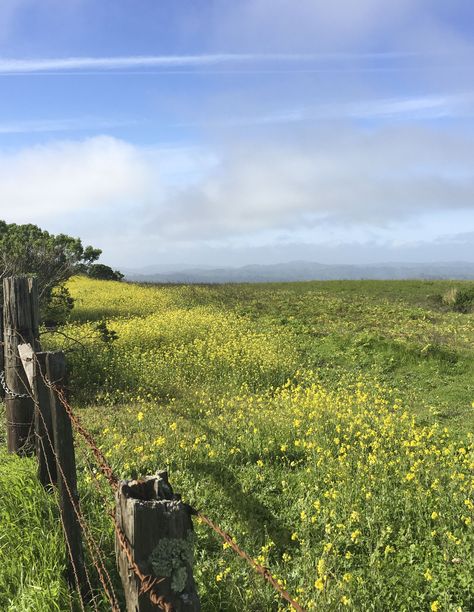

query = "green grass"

[
  {"left": 2, "top": 277, "right": 474, "bottom": 611},
  {"left": 0, "top": 448, "right": 72, "bottom": 611}
]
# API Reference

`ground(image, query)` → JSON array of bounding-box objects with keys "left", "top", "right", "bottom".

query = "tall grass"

[{"left": 0, "top": 449, "right": 72, "bottom": 611}]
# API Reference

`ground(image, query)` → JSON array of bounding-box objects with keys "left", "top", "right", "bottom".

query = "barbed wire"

[
  {"left": 111, "top": 511, "right": 173, "bottom": 611},
  {"left": 2, "top": 337, "right": 121, "bottom": 610},
  {"left": 55, "top": 385, "right": 119, "bottom": 489},
  {"left": 197, "top": 513, "right": 306, "bottom": 612},
  {"left": 34, "top": 362, "right": 121, "bottom": 611},
  {"left": 76, "top": 437, "right": 176, "bottom": 612},
  {"left": 36, "top": 431, "right": 92, "bottom": 612},
  {"left": 49, "top": 386, "right": 175, "bottom": 611}
]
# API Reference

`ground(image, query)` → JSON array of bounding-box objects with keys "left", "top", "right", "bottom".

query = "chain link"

[{"left": 0, "top": 369, "right": 31, "bottom": 399}]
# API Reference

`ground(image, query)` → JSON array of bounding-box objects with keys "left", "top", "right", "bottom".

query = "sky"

[{"left": 0, "top": 1, "right": 474, "bottom": 270}]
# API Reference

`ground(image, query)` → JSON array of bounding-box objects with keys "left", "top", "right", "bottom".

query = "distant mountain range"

[{"left": 123, "top": 261, "right": 474, "bottom": 284}]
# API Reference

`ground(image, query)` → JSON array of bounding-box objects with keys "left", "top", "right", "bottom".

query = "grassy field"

[{"left": 1, "top": 277, "right": 474, "bottom": 611}]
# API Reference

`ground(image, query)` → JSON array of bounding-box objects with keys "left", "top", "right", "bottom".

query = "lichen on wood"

[{"left": 149, "top": 531, "right": 195, "bottom": 593}]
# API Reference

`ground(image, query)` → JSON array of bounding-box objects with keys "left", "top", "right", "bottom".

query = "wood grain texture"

[
  {"left": 116, "top": 473, "right": 200, "bottom": 611},
  {"left": 3, "top": 277, "right": 40, "bottom": 454},
  {"left": 48, "top": 352, "right": 88, "bottom": 600}
]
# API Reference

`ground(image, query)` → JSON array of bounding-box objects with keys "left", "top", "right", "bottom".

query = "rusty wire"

[
  {"left": 54, "top": 398, "right": 173, "bottom": 610},
  {"left": 76, "top": 438, "right": 175, "bottom": 612},
  {"left": 36, "top": 403, "right": 121, "bottom": 611},
  {"left": 43, "top": 377, "right": 175, "bottom": 611},
  {"left": 6, "top": 341, "right": 308, "bottom": 612},
  {"left": 111, "top": 510, "right": 173, "bottom": 611},
  {"left": 55, "top": 385, "right": 119, "bottom": 489},
  {"left": 36, "top": 431, "right": 90, "bottom": 612},
  {"left": 77, "top": 442, "right": 172, "bottom": 611},
  {"left": 5, "top": 341, "right": 120, "bottom": 610},
  {"left": 196, "top": 512, "right": 307, "bottom": 612},
  {"left": 50, "top": 381, "right": 308, "bottom": 612},
  {"left": 33, "top": 366, "right": 121, "bottom": 612}
]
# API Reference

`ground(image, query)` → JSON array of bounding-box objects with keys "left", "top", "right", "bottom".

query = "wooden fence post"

[
  {"left": 3, "top": 277, "right": 40, "bottom": 454},
  {"left": 17, "top": 343, "right": 57, "bottom": 487},
  {"left": 0, "top": 304, "right": 4, "bottom": 400},
  {"left": 33, "top": 351, "right": 57, "bottom": 487},
  {"left": 116, "top": 472, "right": 201, "bottom": 611},
  {"left": 47, "top": 351, "right": 88, "bottom": 600}
]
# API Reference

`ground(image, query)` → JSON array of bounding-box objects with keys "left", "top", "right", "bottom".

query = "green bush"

[{"left": 88, "top": 264, "right": 124, "bottom": 281}]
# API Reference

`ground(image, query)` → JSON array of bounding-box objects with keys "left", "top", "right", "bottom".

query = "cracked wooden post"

[
  {"left": 3, "top": 276, "right": 40, "bottom": 454},
  {"left": 115, "top": 471, "right": 201, "bottom": 611}
]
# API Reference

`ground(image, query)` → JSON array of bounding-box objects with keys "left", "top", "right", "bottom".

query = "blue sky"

[{"left": 1, "top": 0, "right": 474, "bottom": 269}]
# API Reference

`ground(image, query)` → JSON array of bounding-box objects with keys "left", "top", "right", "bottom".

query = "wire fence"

[
  {"left": 2, "top": 351, "right": 307, "bottom": 612},
  {"left": 50, "top": 378, "right": 306, "bottom": 612}
]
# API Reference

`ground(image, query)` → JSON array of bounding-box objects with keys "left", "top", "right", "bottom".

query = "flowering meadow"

[{"left": 2, "top": 277, "right": 473, "bottom": 610}]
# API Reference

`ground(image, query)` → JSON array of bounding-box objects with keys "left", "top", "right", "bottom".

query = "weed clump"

[{"left": 441, "top": 286, "right": 474, "bottom": 313}]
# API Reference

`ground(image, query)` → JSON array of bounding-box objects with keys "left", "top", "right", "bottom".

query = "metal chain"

[{"left": 0, "top": 369, "right": 30, "bottom": 399}]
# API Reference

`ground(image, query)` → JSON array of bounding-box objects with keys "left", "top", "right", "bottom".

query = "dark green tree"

[
  {"left": 0, "top": 221, "right": 101, "bottom": 321},
  {"left": 87, "top": 263, "right": 124, "bottom": 281}
]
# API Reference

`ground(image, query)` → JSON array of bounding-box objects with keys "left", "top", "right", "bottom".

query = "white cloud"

[
  {"left": 0, "top": 136, "right": 154, "bottom": 222},
  {"left": 149, "top": 126, "right": 474, "bottom": 240},
  {"left": 1, "top": 128, "right": 474, "bottom": 267}
]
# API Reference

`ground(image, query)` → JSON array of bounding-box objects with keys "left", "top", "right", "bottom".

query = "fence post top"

[{"left": 119, "top": 473, "right": 182, "bottom": 505}]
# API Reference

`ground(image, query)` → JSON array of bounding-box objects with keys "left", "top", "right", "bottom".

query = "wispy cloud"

[
  {"left": 345, "top": 93, "right": 474, "bottom": 120},
  {"left": 0, "top": 52, "right": 419, "bottom": 74},
  {"left": 174, "top": 93, "right": 474, "bottom": 128},
  {"left": 0, "top": 117, "right": 135, "bottom": 134}
]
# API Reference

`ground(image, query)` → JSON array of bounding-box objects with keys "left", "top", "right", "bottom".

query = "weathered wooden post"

[
  {"left": 0, "top": 304, "right": 4, "bottom": 400},
  {"left": 47, "top": 351, "right": 88, "bottom": 600},
  {"left": 33, "top": 351, "right": 58, "bottom": 486},
  {"left": 116, "top": 471, "right": 201, "bottom": 611},
  {"left": 17, "top": 343, "right": 57, "bottom": 486},
  {"left": 3, "top": 277, "right": 40, "bottom": 454}
]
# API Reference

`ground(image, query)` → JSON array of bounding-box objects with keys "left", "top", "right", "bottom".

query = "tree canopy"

[
  {"left": 87, "top": 263, "right": 124, "bottom": 282},
  {"left": 0, "top": 221, "right": 101, "bottom": 305}
]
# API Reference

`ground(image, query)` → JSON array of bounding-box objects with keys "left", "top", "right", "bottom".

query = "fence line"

[
  {"left": 36, "top": 432, "right": 92, "bottom": 612},
  {"left": 49, "top": 379, "right": 307, "bottom": 612},
  {"left": 31, "top": 360, "right": 120, "bottom": 611},
  {"left": 39, "top": 355, "right": 191, "bottom": 612}
]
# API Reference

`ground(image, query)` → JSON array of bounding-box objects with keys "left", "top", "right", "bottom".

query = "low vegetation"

[{"left": 2, "top": 277, "right": 474, "bottom": 610}]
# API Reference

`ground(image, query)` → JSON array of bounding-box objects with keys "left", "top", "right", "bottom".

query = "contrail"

[{"left": 0, "top": 52, "right": 418, "bottom": 74}]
